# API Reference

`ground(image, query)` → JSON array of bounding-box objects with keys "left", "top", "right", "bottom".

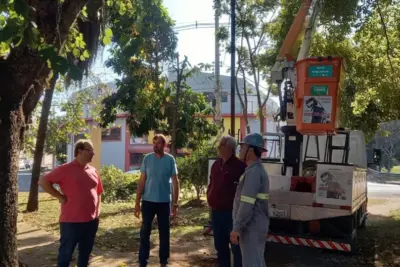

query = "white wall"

[
  {"left": 101, "top": 118, "right": 126, "bottom": 170},
  {"left": 66, "top": 118, "right": 127, "bottom": 170}
]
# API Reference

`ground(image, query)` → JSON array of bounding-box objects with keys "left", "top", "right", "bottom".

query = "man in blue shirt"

[{"left": 135, "top": 134, "right": 180, "bottom": 267}]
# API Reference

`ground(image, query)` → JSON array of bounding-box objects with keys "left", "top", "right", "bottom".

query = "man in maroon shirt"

[{"left": 207, "top": 136, "right": 246, "bottom": 267}]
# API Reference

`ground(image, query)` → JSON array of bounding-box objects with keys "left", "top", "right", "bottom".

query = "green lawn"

[
  {"left": 391, "top": 166, "right": 400, "bottom": 174},
  {"left": 18, "top": 193, "right": 209, "bottom": 252}
]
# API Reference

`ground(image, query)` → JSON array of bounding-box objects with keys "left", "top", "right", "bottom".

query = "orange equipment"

[{"left": 295, "top": 57, "right": 346, "bottom": 135}]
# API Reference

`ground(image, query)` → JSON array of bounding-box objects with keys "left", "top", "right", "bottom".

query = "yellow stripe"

[
  {"left": 256, "top": 193, "right": 269, "bottom": 200},
  {"left": 241, "top": 195, "right": 256, "bottom": 204}
]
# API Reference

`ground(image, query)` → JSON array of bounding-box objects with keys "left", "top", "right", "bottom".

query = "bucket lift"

[{"left": 270, "top": 0, "right": 348, "bottom": 176}]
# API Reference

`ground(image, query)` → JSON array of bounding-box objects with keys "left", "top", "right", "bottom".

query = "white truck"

[{"left": 205, "top": 130, "right": 368, "bottom": 253}]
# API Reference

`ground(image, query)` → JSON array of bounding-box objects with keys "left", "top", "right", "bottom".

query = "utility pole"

[
  {"left": 230, "top": 0, "right": 236, "bottom": 137},
  {"left": 171, "top": 53, "right": 180, "bottom": 158},
  {"left": 214, "top": 1, "right": 222, "bottom": 127}
]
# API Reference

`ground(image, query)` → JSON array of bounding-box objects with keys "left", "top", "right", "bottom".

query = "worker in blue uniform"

[{"left": 230, "top": 133, "right": 270, "bottom": 267}]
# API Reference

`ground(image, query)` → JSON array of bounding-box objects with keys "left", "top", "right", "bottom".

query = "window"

[
  {"left": 130, "top": 153, "right": 144, "bottom": 166},
  {"left": 101, "top": 127, "right": 121, "bottom": 141}
]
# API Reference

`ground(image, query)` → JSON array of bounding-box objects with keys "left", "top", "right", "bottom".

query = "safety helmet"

[{"left": 239, "top": 133, "right": 267, "bottom": 152}]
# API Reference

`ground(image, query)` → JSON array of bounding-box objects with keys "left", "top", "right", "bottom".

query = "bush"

[
  {"left": 177, "top": 143, "right": 218, "bottom": 200},
  {"left": 100, "top": 165, "right": 140, "bottom": 203}
]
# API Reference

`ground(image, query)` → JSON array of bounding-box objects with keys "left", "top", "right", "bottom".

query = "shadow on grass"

[
  {"left": 98, "top": 208, "right": 133, "bottom": 220},
  {"left": 264, "top": 214, "right": 400, "bottom": 267},
  {"left": 95, "top": 226, "right": 150, "bottom": 253}
]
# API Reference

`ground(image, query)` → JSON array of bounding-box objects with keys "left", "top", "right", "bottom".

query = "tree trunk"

[
  {"left": 170, "top": 55, "right": 180, "bottom": 158},
  {"left": 26, "top": 74, "right": 58, "bottom": 212},
  {"left": 259, "top": 113, "right": 265, "bottom": 134},
  {"left": 0, "top": 107, "right": 24, "bottom": 266}
]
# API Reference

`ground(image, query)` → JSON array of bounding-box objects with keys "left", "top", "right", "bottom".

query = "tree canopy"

[{"left": 99, "top": 0, "right": 218, "bottom": 149}]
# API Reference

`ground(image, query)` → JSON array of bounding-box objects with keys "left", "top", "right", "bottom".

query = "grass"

[
  {"left": 18, "top": 193, "right": 209, "bottom": 252},
  {"left": 391, "top": 166, "right": 400, "bottom": 174}
]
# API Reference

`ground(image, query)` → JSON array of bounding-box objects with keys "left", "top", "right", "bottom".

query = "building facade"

[{"left": 66, "top": 73, "right": 280, "bottom": 171}]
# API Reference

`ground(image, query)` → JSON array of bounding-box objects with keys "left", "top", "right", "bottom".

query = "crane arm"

[{"left": 277, "top": 0, "right": 313, "bottom": 62}]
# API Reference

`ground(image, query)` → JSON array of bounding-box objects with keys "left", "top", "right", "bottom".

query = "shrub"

[
  {"left": 177, "top": 143, "right": 218, "bottom": 200},
  {"left": 100, "top": 165, "right": 140, "bottom": 203}
]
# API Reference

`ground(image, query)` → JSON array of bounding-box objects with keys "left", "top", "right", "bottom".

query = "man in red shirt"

[
  {"left": 39, "top": 139, "right": 103, "bottom": 267},
  {"left": 207, "top": 136, "right": 246, "bottom": 267}
]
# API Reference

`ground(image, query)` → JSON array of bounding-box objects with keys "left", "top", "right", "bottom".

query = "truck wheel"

[
  {"left": 360, "top": 215, "right": 367, "bottom": 229},
  {"left": 350, "top": 235, "right": 358, "bottom": 254}
]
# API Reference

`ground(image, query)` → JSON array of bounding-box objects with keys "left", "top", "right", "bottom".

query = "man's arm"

[
  {"left": 232, "top": 169, "right": 261, "bottom": 232},
  {"left": 38, "top": 175, "right": 65, "bottom": 203},
  {"left": 96, "top": 172, "right": 104, "bottom": 218},
  {"left": 171, "top": 156, "right": 180, "bottom": 205},
  {"left": 135, "top": 172, "right": 146, "bottom": 208},
  {"left": 172, "top": 174, "right": 180, "bottom": 205}
]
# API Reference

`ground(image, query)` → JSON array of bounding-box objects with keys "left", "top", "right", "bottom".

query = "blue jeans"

[
  {"left": 139, "top": 200, "right": 170, "bottom": 266},
  {"left": 57, "top": 218, "right": 99, "bottom": 267},
  {"left": 212, "top": 210, "right": 242, "bottom": 267}
]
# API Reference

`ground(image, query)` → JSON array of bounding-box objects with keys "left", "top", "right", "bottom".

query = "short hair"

[
  {"left": 250, "top": 146, "right": 262, "bottom": 158},
  {"left": 220, "top": 135, "right": 237, "bottom": 154},
  {"left": 74, "top": 139, "right": 93, "bottom": 157},
  {"left": 153, "top": 134, "right": 167, "bottom": 144}
]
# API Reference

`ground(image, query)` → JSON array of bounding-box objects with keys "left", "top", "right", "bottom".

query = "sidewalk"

[{"left": 17, "top": 217, "right": 216, "bottom": 267}]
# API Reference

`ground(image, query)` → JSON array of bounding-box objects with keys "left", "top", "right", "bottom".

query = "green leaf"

[
  {"left": 82, "top": 6, "right": 88, "bottom": 18},
  {"left": 79, "top": 55, "right": 85, "bottom": 61},
  {"left": 72, "top": 48, "right": 80, "bottom": 57},
  {"left": 102, "top": 36, "right": 111, "bottom": 46},
  {"left": 14, "top": 0, "right": 29, "bottom": 16},
  {"left": 105, "top": 28, "right": 113, "bottom": 38},
  {"left": 38, "top": 45, "right": 58, "bottom": 60},
  {"left": 118, "top": 2, "right": 126, "bottom": 15},
  {"left": 83, "top": 50, "right": 90, "bottom": 58},
  {"left": 52, "top": 56, "right": 70, "bottom": 75},
  {"left": 68, "top": 64, "right": 83, "bottom": 81}
]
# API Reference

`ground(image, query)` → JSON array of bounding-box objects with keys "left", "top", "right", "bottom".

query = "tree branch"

[{"left": 376, "top": 0, "right": 398, "bottom": 86}]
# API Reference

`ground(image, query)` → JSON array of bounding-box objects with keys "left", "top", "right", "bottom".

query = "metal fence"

[{"left": 367, "top": 168, "right": 400, "bottom": 183}]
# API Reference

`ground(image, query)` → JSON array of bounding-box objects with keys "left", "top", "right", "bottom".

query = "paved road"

[{"left": 367, "top": 181, "right": 400, "bottom": 198}]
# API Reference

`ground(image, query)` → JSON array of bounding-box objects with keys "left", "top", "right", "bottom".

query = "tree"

[
  {"left": 0, "top": 0, "right": 109, "bottom": 264},
  {"left": 26, "top": 72, "right": 109, "bottom": 212},
  {"left": 26, "top": 74, "right": 58, "bottom": 212},
  {"left": 176, "top": 142, "right": 218, "bottom": 201},
  {"left": 373, "top": 121, "right": 400, "bottom": 172},
  {"left": 217, "top": 0, "right": 279, "bottom": 133},
  {"left": 99, "top": 0, "right": 218, "bottom": 151}
]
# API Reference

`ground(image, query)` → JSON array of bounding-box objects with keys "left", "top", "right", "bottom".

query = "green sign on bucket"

[
  {"left": 308, "top": 65, "right": 333, "bottom": 77},
  {"left": 311, "top": 85, "right": 328, "bottom": 95}
]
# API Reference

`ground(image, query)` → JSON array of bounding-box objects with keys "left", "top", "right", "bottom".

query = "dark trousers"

[
  {"left": 57, "top": 218, "right": 99, "bottom": 267},
  {"left": 212, "top": 210, "right": 242, "bottom": 267},
  {"left": 139, "top": 200, "right": 170, "bottom": 266}
]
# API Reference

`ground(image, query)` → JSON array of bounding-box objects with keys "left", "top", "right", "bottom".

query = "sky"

[
  {"left": 92, "top": 0, "right": 230, "bottom": 80},
  {"left": 90, "top": 0, "right": 279, "bottom": 104}
]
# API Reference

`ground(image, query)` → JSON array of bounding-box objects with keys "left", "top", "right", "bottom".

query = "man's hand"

[
  {"left": 230, "top": 231, "right": 240, "bottom": 245},
  {"left": 134, "top": 204, "right": 141, "bottom": 219},
  {"left": 58, "top": 194, "right": 67, "bottom": 205},
  {"left": 171, "top": 205, "right": 178, "bottom": 217}
]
